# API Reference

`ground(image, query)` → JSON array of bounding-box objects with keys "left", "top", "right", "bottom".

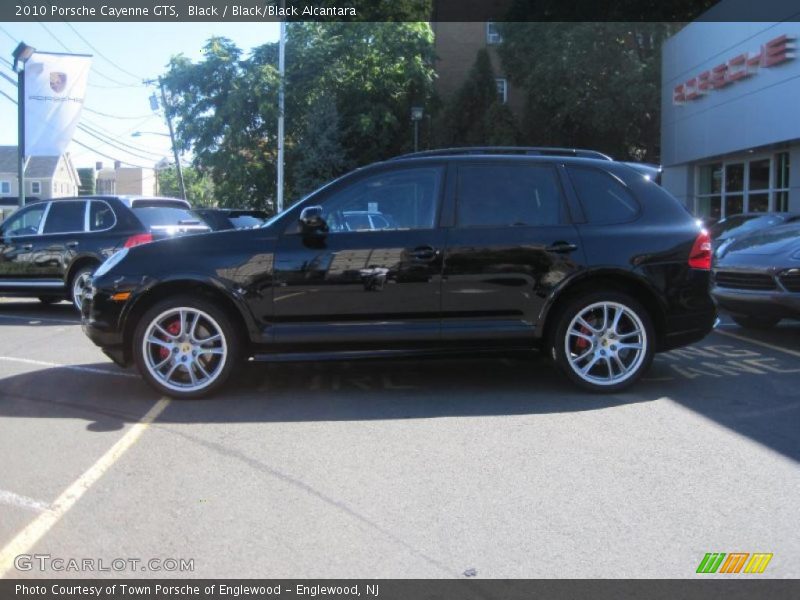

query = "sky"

[{"left": 0, "top": 21, "right": 279, "bottom": 170}]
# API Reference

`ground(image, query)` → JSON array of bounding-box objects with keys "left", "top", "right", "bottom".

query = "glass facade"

[{"left": 696, "top": 152, "right": 791, "bottom": 219}]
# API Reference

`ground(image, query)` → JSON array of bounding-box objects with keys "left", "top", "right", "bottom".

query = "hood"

[{"left": 722, "top": 223, "right": 800, "bottom": 257}]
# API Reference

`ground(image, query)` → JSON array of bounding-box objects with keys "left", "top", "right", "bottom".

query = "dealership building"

[{"left": 661, "top": 20, "right": 799, "bottom": 219}]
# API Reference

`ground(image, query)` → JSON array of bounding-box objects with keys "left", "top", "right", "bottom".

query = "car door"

[
  {"left": 272, "top": 164, "right": 447, "bottom": 347},
  {"left": 32, "top": 200, "right": 88, "bottom": 280},
  {"left": 0, "top": 202, "right": 49, "bottom": 281},
  {"left": 441, "top": 160, "right": 586, "bottom": 342}
]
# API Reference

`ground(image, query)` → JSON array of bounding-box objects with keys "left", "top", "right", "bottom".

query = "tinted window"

[
  {"left": 89, "top": 201, "right": 116, "bottom": 231},
  {"left": 133, "top": 207, "right": 201, "bottom": 228},
  {"left": 456, "top": 164, "right": 562, "bottom": 228},
  {"left": 43, "top": 201, "right": 86, "bottom": 234},
  {"left": 321, "top": 167, "right": 442, "bottom": 232},
  {"left": 2, "top": 204, "right": 47, "bottom": 237},
  {"left": 568, "top": 167, "right": 639, "bottom": 224}
]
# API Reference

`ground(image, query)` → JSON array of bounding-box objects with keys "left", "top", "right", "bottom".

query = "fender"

[
  {"left": 119, "top": 273, "right": 263, "bottom": 344},
  {"left": 534, "top": 266, "right": 669, "bottom": 338}
]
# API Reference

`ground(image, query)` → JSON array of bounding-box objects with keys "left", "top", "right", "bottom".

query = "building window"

[
  {"left": 695, "top": 152, "right": 791, "bottom": 219},
  {"left": 0, "top": 181, "right": 9, "bottom": 194},
  {"left": 486, "top": 22, "right": 503, "bottom": 45},
  {"left": 495, "top": 78, "right": 508, "bottom": 104},
  {"left": 30, "top": 181, "right": 41, "bottom": 195}
]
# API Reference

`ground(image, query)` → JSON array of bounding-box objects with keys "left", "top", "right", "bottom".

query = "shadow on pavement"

[{"left": 0, "top": 300, "right": 79, "bottom": 325}]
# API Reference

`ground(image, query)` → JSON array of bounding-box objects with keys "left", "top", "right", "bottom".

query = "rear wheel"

[
  {"left": 69, "top": 265, "right": 96, "bottom": 311},
  {"left": 732, "top": 315, "right": 780, "bottom": 329},
  {"left": 550, "top": 292, "right": 655, "bottom": 393},
  {"left": 133, "top": 296, "right": 240, "bottom": 399}
]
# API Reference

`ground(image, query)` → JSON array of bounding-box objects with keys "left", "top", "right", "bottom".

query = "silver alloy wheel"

[
  {"left": 564, "top": 301, "right": 647, "bottom": 387},
  {"left": 71, "top": 271, "right": 92, "bottom": 310},
  {"left": 141, "top": 307, "right": 228, "bottom": 393}
]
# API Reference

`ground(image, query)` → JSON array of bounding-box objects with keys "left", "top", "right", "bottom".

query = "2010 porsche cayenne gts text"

[{"left": 80, "top": 148, "right": 716, "bottom": 399}]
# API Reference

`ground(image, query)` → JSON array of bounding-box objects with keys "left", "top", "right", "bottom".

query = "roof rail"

[{"left": 391, "top": 147, "right": 614, "bottom": 161}]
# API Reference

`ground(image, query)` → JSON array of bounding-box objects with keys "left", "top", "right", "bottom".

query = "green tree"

[
  {"left": 77, "top": 168, "right": 95, "bottom": 195},
  {"left": 291, "top": 95, "right": 349, "bottom": 197},
  {"left": 439, "top": 49, "right": 517, "bottom": 146},
  {"left": 497, "top": 22, "right": 680, "bottom": 161},
  {"left": 160, "top": 23, "right": 436, "bottom": 211},
  {"left": 157, "top": 166, "right": 216, "bottom": 207}
]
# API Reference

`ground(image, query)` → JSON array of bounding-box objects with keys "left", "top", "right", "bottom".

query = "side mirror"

[{"left": 299, "top": 206, "right": 328, "bottom": 236}]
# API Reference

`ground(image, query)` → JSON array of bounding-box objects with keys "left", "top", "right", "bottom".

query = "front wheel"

[
  {"left": 133, "top": 296, "right": 240, "bottom": 399},
  {"left": 550, "top": 292, "right": 655, "bottom": 393}
]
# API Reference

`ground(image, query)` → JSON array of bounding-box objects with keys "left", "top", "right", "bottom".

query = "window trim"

[
  {"left": 453, "top": 161, "right": 569, "bottom": 230},
  {"left": 41, "top": 200, "right": 91, "bottom": 236},
  {"left": 694, "top": 152, "right": 790, "bottom": 219},
  {"left": 30, "top": 181, "right": 41, "bottom": 195},
  {"left": 486, "top": 22, "right": 503, "bottom": 45},
  {"left": 86, "top": 199, "right": 118, "bottom": 233}
]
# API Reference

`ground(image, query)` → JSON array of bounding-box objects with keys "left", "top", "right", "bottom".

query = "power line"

[
  {"left": 0, "top": 87, "right": 160, "bottom": 169},
  {"left": 63, "top": 22, "right": 145, "bottom": 81},
  {"left": 36, "top": 22, "right": 141, "bottom": 89}
]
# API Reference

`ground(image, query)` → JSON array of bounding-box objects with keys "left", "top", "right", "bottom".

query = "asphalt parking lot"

[{"left": 0, "top": 299, "right": 798, "bottom": 579}]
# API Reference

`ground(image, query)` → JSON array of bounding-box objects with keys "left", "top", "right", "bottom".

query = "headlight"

[{"left": 94, "top": 248, "right": 129, "bottom": 278}]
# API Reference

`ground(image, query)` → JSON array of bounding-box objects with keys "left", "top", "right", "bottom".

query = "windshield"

[{"left": 133, "top": 206, "right": 203, "bottom": 228}]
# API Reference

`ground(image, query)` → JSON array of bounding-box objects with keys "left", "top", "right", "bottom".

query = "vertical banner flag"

[{"left": 24, "top": 52, "right": 92, "bottom": 156}]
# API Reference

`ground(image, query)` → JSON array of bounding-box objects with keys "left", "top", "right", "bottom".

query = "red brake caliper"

[
  {"left": 158, "top": 320, "right": 181, "bottom": 360},
  {"left": 575, "top": 324, "right": 591, "bottom": 351}
]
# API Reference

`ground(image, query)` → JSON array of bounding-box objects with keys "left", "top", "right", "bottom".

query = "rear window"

[
  {"left": 133, "top": 207, "right": 201, "bottom": 228},
  {"left": 130, "top": 199, "right": 190, "bottom": 210},
  {"left": 567, "top": 166, "right": 640, "bottom": 224}
]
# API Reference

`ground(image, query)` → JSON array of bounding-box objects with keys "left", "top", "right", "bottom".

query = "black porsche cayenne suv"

[{"left": 81, "top": 148, "right": 716, "bottom": 398}]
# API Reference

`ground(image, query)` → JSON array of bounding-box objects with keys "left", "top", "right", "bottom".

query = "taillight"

[
  {"left": 688, "top": 229, "right": 712, "bottom": 270},
  {"left": 124, "top": 233, "right": 153, "bottom": 248}
]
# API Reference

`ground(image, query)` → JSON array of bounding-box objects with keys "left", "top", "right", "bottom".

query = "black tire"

[
  {"left": 548, "top": 291, "right": 655, "bottom": 393},
  {"left": 38, "top": 296, "right": 60, "bottom": 305},
  {"left": 732, "top": 315, "right": 780, "bottom": 330},
  {"left": 132, "top": 295, "right": 240, "bottom": 399},
  {"left": 69, "top": 265, "right": 96, "bottom": 311}
]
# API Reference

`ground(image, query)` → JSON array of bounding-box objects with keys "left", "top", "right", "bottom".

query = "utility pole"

[
  {"left": 276, "top": 12, "right": 286, "bottom": 213},
  {"left": 159, "top": 78, "right": 187, "bottom": 201},
  {"left": 144, "top": 77, "right": 187, "bottom": 201}
]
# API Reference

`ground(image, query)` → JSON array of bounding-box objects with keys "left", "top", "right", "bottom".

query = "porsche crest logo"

[{"left": 49, "top": 72, "right": 67, "bottom": 94}]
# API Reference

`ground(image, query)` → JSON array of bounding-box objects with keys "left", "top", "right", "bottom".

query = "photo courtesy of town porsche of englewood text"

[{"left": 0, "top": 1, "right": 798, "bottom": 599}]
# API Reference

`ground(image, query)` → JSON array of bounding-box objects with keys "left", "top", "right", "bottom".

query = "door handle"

[
  {"left": 66, "top": 241, "right": 79, "bottom": 248},
  {"left": 20, "top": 244, "right": 33, "bottom": 251},
  {"left": 545, "top": 241, "right": 578, "bottom": 253},
  {"left": 409, "top": 246, "right": 438, "bottom": 261}
]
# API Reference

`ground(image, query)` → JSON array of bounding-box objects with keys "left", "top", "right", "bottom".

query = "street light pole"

[{"left": 277, "top": 14, "right": 286, "bottom": 213}]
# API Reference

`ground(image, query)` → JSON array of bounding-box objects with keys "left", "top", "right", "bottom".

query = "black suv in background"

[
  {"left": 82, "top": 148, "right": 716, "bottom": 398},
  {"left": 0, "top": 195, "right": 209, "bottom": 310}
]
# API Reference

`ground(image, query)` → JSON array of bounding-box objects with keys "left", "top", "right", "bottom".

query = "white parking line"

[
  {"left": 0, "top": 356, "right": 138, "bottom": 378},
  {"left": 713, "top": 329, "right": 800, "bottom": 359},
  {"left": 0, "top": 314, "right": 79, "bottom": 325},
  {"left": 0, "top": 490, "right": 52, "bottom": 514},
  {"left": 0, "top": 397, "right": 171, "bottom": 577}
]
